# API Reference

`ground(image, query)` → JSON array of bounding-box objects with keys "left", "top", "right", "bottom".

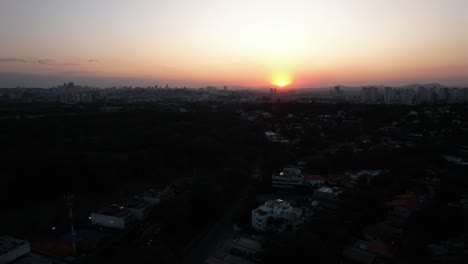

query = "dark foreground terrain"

[{"left": 2, "top": 101, "right": 468, "bottom": 264}]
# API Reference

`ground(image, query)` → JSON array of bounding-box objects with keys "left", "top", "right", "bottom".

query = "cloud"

[
  {"left": 58, "top": 63, "right": 80, "bottom": 67},
  {"left": 0, "top": 58, "right": 82, "bottom": 66},
  {"left": 88, "top": 59, "right": 99, "bottom": 63},
  {"left": 0, "top": 58, "right": 27, "bottom": 63},
  {"left": 0, "top": 58, "right": 56, "bottom": 65},
  {"left": 35, "top": 59, "right": 54, "bottom": 65}
]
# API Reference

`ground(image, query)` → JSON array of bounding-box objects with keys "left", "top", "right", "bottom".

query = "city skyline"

[{"left": 1, "top": 0, "right": 467, "bottom": 88}]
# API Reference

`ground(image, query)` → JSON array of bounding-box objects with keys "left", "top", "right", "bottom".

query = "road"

[{"left": 183, "top": 181, "right": 254, "bottom": 264}]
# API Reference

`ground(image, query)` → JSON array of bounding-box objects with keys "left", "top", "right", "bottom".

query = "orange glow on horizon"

[
  {"left": 0, "top": 1, "right": 466, "bottom": 87},
  {"left": 272, "top": 74, "right": 293, "bottom": 88}
]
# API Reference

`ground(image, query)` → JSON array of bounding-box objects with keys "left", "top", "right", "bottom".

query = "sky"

[{"left": 0, "top": 0, "right": 467, "bottom": 88}]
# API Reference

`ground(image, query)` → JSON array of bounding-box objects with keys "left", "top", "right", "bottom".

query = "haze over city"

[
  {"left": 3, "top": 1, "right": 468, "bottom": 264},
  {"left": 1, "top": 0, "right": 467, "bottom": 88}
]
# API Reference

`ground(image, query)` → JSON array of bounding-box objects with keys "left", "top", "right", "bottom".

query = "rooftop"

[
  {"left": 304, "top": 175, "right": 325, "bottom": 181},
  {"left": 121, "top": 198, "right": 151, "bottom": 209},
  {"left": 387, "top": 194, "right": 421, "bottom": 210},
  {"left": 273, "top": 167, "right": 303, "bottom": 179},
  {"left": 94, "top": 205, "right": 134, "bottom": 217},
  {"left": 317, "top": 187, "right": 334, "bottom": 193},
  {"left": 253, "top": 209, "right": 268, "bottom": 216},
  {"left": 0, "top": 236, "right": 28, "bottom": 256},
  {"left": 345, "top": 169, "right": 388, "bottom": 179},
  {"left": 264, "top": 199, "right": 291, "bottom": 209}
]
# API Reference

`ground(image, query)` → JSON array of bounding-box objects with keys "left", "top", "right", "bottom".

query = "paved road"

[
  {"left": 183, "top": 193, "right": 246, "bottom": 264},
  {"left": 183, "top": 163, "right": 262, "bottom": 264}
]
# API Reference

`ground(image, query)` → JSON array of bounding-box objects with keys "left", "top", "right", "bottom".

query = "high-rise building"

[
  {"left": 384, "top": 87, "right": 393, "bottom": 103},
  {"left": 362, "top": 87, "right": 379, "bottom": 103},
  {"left": 331, "top": 86, "right": 344, "bottom": 100}
]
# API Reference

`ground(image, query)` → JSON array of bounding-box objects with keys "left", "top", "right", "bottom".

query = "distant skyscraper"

[
  {"left": 384, "top": 87, "right": 393, "bottom": 103},
  {"left": 332, "top": 86, "right": 344, "bottom": 100},
  {"left": 362, "top": 87, "right": 379, "bottom": 103}
]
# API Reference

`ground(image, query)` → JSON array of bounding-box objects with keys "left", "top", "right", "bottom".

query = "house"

[
  {"left": 0, "top": 236, "right": 30, "bottom": 263},
  {"left": 345, "top": 170, "right": 389, "bottom": 181},
  {"left": 264, "top": 131, "right": 289, "bottom": 144},
  {"left": 121, "top": 198, "right": 153, "bottom": 220},
  {"left": 272, "top": 167, "right": 304, "bottom": 189},
  {"left": 265, "top": 131, "right": 279, "bottom": 142},
  {"left": 312, "top": 187, "right": 343, "bottom": 209},
  {"left": 304, "top": 175, "right": 326, "bottom": 187},
  {"left": 443, "top": 155, "right": 468, "bottom": 166},
  {"left": 90, "top": 205, "right": 136, "bottom": 229},
  {"left": 251, "top": 207, "right": 269, "bottom": 232},
  {"left": 386, "top": 194, "right": 422, "bottom": 226},
  {"left": 251, "top": 199, "right": 304, "bottom": 232},
  {"left": 304, "top": 174, "right": 343, "bottom": 187}
]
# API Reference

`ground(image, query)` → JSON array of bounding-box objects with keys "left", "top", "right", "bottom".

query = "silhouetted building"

[{"left": 362, "top": 87, "right": 379, "bottom": 103}]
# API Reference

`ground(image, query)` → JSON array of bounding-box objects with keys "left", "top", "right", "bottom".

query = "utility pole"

[{"left": 65, "top": 193, "right": 77, "bottom": 256}]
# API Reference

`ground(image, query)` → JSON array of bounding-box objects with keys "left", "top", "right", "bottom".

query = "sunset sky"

[{"left": 0, "top": 0, "right": 467, "bottom": 88}]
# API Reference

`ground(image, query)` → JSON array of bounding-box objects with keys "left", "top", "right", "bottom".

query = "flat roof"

[
  {"left": 264, "top": 199, "right": 292, "bottom": 209},
  {"left": 93, "top": 205, "right": 133, "bottom": 217},
  {"left": 0, "top": 236, "right": 28, "bottom": 255},
  {"left": 317, "top": 187, "right": 334, "bottom": 193},
  {"left": 122, "top": 198, "right": 151, "bottom": 209}
]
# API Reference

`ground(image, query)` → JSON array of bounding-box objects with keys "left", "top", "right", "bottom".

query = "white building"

[
  {"left": 251, "top": 199, "right": 303, "bottom": 232},
  {"left": 91, "top": 205, "right": 136, "bottom": 230},
  {"left": 272, "top": 167, "right": 304, "bottom": 189},
  {"left": 121, "top": 198, "right": 153, "bottom": 220},
  {"left": 0, "top": 236, "right": 30, "bottom": 263}
]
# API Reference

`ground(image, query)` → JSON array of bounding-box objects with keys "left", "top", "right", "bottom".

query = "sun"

[{"left": 272, "top": 75, "right": 292, "bottom": 88}]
